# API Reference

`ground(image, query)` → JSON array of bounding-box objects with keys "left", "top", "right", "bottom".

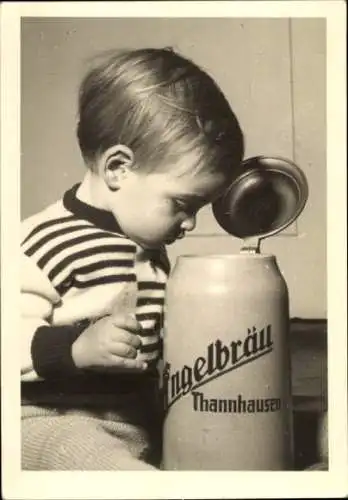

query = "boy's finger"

[
  {"left": 109, "top": 329, "right": 142, "bottom": 348},
  {"left": 111, "top": 313, "right": 142, "bottom": 333},
  {"left": 109, "top": 342, "right": 138, "bottom": 359},
  {"left": 107, "top": 355, "right": 147, "bottom": 372},
  {"left": 124, "top": 334, "right": 142, "bottom": 349}
]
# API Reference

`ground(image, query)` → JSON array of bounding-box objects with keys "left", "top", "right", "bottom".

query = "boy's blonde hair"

[{"left": 77, "top": 47, "right": 244, "bottom": 178}]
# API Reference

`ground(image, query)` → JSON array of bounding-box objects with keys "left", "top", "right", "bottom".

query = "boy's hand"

[{"left": 71, "top": 314, "right": 146, "bottom": 372}]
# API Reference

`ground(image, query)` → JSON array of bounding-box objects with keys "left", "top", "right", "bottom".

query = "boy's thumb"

[{"left": 111, "top": 312, "right": 142, "bottom": 333}]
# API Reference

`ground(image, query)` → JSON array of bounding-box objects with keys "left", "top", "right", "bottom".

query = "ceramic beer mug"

[{"left": 163, "top": 156, "right": 308, "bottom": 470}]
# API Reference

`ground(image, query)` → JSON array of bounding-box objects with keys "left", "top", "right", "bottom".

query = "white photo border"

[{"left": 1, "top": 2, "right": 347, "bottom": 499}]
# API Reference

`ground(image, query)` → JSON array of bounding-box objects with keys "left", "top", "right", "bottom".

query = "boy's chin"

[
  {"left": 137, "top": 238, "right": 166, "bottom": 250},
  {"left": 164, "top": 234, "right": 184, "bottom": 245},
  {"left": 141, "top": 238, "right": 174, "bottom": 249},
  {"left": 135, "top": 233, "right": 184, "bottom": 249}
]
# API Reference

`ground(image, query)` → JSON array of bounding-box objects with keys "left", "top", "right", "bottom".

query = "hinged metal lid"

[{"left": 212, "top": 156, "right": 309, "bottom": 243}]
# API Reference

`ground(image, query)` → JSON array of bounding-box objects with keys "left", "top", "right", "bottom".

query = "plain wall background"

[{"left": 21, "top": 17, "right": 326, "bottom": 318}]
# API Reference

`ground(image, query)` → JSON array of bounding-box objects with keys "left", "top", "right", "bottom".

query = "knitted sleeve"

[
  {"left": 20, "top": 204, "right": 99, "bottom": 381},
  {"left": 21, "top": 253, "right": 83, "bottom": 381}
]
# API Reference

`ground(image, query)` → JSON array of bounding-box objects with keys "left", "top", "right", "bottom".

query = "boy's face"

[{"left": 111, "top": 167, "right": 227, "bottom": 249}]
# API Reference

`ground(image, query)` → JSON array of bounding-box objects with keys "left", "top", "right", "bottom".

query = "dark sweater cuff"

[{"left": 31, "top": 324, "right": 85, "bottom": 379}]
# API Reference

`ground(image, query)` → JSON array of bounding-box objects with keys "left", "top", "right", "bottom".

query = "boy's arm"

[{"left": 21, "top": 254, "right": 83, "bottom": 381}]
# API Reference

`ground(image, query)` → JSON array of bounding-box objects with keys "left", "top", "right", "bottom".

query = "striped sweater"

[{"left": 21, "top": 184, "right": 170, "bottom": 405}]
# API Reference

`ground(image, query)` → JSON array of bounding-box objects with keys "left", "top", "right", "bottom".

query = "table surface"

[
  {"left": 289, "top": 318, "right": 327, "bottom": 469},
  {"left": 290, "top": 318, "right": 327, "bottom": 412}
]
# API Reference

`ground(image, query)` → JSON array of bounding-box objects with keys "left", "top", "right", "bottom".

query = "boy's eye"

[
  {"left": 172, "top": 198, "right": 197, "bottom": 215},
  {"left": 173, "top": 199, "right": 189, "bottom": 211},
  {"left": 171, "top": 196, "right": 208, "bottom": 215},
  {"left": 172, "top": 198, "right": 206, "bottom": 218}
]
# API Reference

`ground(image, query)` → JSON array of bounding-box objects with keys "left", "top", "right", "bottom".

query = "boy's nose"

[{"left": 181, "top": 214, "right": 196, "bottom": 232}]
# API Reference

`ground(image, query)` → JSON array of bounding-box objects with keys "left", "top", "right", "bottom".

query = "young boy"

[{"left": 21, "top": 47, "right": 244, "bottom": 470}]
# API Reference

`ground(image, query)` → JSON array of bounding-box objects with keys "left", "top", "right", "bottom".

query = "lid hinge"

[{"left": 240, "top": 237, "right": 261, "bottom": 254}]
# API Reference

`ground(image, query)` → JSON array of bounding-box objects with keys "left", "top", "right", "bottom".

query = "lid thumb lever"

[{"left": 240, "top": 237, "right": 261, "bottom": 254}]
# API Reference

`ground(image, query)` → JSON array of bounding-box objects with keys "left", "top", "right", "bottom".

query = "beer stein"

[{"left": 163, "top": 156, "right": 308, "bottom": 470}]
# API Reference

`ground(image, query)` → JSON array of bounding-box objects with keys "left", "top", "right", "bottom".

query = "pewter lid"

[{"left": 212, "top": 156, "right": 309, "bottom": 240}]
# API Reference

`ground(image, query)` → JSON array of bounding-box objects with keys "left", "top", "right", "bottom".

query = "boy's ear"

[{"left": 102, "top": 145, "right": 135, "bottom": 191}]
